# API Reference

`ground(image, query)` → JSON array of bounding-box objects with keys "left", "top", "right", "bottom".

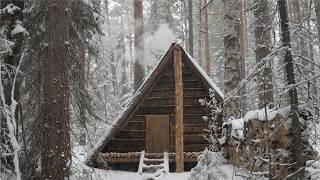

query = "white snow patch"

[
  {"left": 244, "top": 106, "right": 291, "bottom": 122},
  {"left": 223, "top": 118, "right": 245, "bottom": 140},
  {"left": 1, "top": 3, "right": 20, "bottom": 14},
  {"left": 11, "top": 20, "right": 28, "bottom": 35}
]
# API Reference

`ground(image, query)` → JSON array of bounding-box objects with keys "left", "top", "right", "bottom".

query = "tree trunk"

[
  {"left": 315, "top": 0, "right": 320, "bottom": 39},
  {"left": 79, "top": 42, "right": 87, "bottom": 146},
  {"left": 203, "top": 0, "right": 210, "bottom": 75},
  {"left": 134, "top": 0, "right": 145, "bottom": 91},
  {"left": 42, "top": 0, "right": 71, "bottom": 178},
  {"left": 223, "top": 0, "right": 241, "bottom": 119},
  {"left": 188, "top": 0, "right": 194, "bottom": 56},
  {"left": 0, "top": 0, "right": 24, "bottom": 177},
  {"left": 198, "top": 0, "right": 203, "bottom": 65},
  {"left": 239, "top": 0, "right": 247, "bottom": 112},
  {"left": 254, "top": 0, "right": 274, "bottom": 109},
  {"left": 278, "top": 0, "right": 303, "bottom": 176}
]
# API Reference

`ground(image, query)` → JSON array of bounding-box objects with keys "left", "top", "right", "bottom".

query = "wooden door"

[{"left": 146, "top": 115, "right": 169, "bottom": 153}]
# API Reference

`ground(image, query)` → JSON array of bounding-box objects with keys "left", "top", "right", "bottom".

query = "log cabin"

[{"left": 88, "top": 43, "right": 224, "bottom": 173}]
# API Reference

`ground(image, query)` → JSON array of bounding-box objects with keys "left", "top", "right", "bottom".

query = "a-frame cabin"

[{"left": 89, "top": 43, "right": 224, "bottom": 172}]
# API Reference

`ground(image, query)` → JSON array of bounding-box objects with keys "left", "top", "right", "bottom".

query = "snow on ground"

[{"left": 71, "top": 164, "right": 242, "bottom": 180}]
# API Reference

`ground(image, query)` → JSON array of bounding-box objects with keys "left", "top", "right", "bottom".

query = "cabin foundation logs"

[{"left": 224, "top": 113, "right": 315, "bottom": 179}]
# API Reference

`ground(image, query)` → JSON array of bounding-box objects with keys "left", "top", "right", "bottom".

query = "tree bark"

[
  {"left": 254, "top": 0, "right": 274, "bottom": 108},
  {"left": 174, "top": 45, "right": 184, "bottom": 173},
  {"left": 239, "top": 0, "right": 247, "bottom": 112},
  {"left": 315, "top": 0, "right": 320, "bottom": 39},
  {"left": 42, "top": 0, "right": 71, "bottom": 178},
  {"left": 278, "top": 0, "right": 303, "bottom": 176},
  {"left": 134, "top": 0, "right": 145, "bottom": 91},
  {"left": 0, "top": 0, "right": 23, "bottom": 177},
  {"left": 203, "top": 0, "right": 210, "bottom": 75},
  {"left": 188, "top": 0, "right": 194, "bottom": 56},
  {"left": 223, "top": 0, "right": 241, "bottom": 119}
]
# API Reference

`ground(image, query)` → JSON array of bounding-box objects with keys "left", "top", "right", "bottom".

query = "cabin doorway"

[{"left": 146, "top": 115, "right": 169, "bottom": 153}]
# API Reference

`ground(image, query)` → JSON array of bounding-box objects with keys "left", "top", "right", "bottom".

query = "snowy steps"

[{"left": 138, "top": 150, "right": 169, "bottom": 178}]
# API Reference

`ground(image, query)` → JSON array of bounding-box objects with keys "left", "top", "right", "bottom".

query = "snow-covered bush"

[
  {"left": 198, "top": 88, "right": 223, "bottom": 151},
  {"left": 189, "top": 149, "right": 227, "bottom": 180}
]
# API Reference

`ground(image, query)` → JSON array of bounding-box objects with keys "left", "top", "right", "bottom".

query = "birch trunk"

[{"left": 223, "top": 0, "right": 241, "bottom": 119}]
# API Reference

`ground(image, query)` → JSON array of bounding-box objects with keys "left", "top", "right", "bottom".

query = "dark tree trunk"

[
  {"left": 42, "top": 0, "right": 71, "bottom": 178},
  {"left": 254, "top": 0, "right": 274, "bottom": 108},
  {"left": 134, "top": 0, "right": 145, "bottom": 91},
  {"left": 278, "top": 0, "right": 303, "bottom": 176}
]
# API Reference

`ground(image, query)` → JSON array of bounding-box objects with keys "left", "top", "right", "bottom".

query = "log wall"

[{"left": 102, "top": 63, "right": 210, "bottom": 154}]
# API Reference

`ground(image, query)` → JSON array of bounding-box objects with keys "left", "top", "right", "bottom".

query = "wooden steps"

[{"left": 138, "top": 150, "right": 169, "bottom": 177}]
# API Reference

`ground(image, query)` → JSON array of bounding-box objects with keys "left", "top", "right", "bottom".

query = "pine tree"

[
  {"left": 278, "top": 0, "right": 303, "bottom": 177},
  {"left": 42, "top": 0, "right": 71, "bottom": 178},
  {"left": 254, "top": 0, "right": 274, "bottom": 108}
]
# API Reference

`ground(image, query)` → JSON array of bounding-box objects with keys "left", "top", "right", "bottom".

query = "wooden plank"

[
  {"left": 171, "top": 144, "right": 208, "bottom": 152},
  {"left": 160, "top": 73, "right": 198, "bottom": 81},
  {"left": 99, "top": 152, "right": 200, "bottom": 163},
  {"left": 136, "top": 106, "right": 205, "bottom": 115},
  {"left": 129, "top": 115, "right": 146, "bottom": 122},
  {"left": 146, "top": 115, "right": 169, "bottom": 153},
  {"left": 150, "top": 88, "right": 208, "bottom": 97},
  {"left": 156, "top": 80, "right": 204, "bottom": 89},
  {"left": 172, "top": 124, "right": 208, "bottom": 134},
  {"left": 143, "top": 97, "right": 207, "bottom": 106},
  {"left": 170, "top": 134, "right": 208, "bottom": 145},
  {"left": 103, "top": 140, "right": 146, "bottom": 153},
  {"left": 174, "top": 44, "right": 184, "bottom": 173},
  {"left": 184, "top": 115, "right": 209, "bottom": 124},
  {"left": 115, "top": 130, "right": 146, "bottom": 139},
  {"left": 122, "top": 121, "right": 146, "bottom": 130}
]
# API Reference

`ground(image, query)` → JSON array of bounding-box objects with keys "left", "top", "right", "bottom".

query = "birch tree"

[{"left": 223, "top": 0, "right": 241, "bottom": 119}]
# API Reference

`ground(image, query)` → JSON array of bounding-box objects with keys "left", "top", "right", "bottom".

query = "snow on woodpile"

[
  {"left": 222, "top": 118, "right": 244, "bottom": 140},
  {"left": 244, "top": 106, "right": 291, "bottom": 122},
  {"left": 223, "top": 107, "right": 316, "bottom": 179}
]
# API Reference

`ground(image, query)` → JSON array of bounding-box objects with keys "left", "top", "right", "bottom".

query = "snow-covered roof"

[{"left": 87, "top": 43, "right": 224, "bottom": 164}]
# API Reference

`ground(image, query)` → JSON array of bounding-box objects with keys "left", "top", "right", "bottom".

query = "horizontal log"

[
  {"left": 160, "top": 73, "right": 198, "bottom": 81},
  {"left": 170, "top": 134, "right": 208, "bottom": 145},
  {"left": 103, "top": 147, "right": 144, "bottom": 153},
  {"left": 104, "top": 139, "right": 146, "bottom": 153},
  {"left": 162, "top": 67, "right": 194, "bottom": 75},
  {"left": 122, "top": 121, "right": 146, "bottom": 130},
  {"left": 150, "top": 88, "right": 209, "bottom": 97},
  {"left": 170, "top": 144, "right": 208, "bottom": 152},
  {"left": 136, "top": 106, "right": 206, "bottom": 115},
  {"left": 98, "top": 152, "right": 200, "bottom": 163},
  {"left": 115, "top": 130, "right": 146, "bottom": 139},
  {"left": 143, "top": 97, "right": 207, "bottom": 106},
  {"left": 184, "top": 115, "right": 209, "bottom": 124},
  {"left": 155, "top": 80, "right": 204, "bottom": 89},
  {"left": 171, "top": 124, "right": 208, "bottom": 134},
  {"left": 129, "top": 115, "right": 146, "bottom": 122}
]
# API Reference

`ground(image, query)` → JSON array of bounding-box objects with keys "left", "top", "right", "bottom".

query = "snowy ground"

[{"left": 71, "top": 165, "right": 243, "bottom": 180}]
